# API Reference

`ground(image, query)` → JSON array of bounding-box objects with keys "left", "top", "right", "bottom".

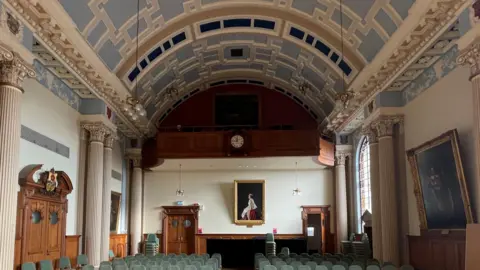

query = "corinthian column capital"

[
  {"left": 104, "top": 134, "right": 117, "bottom": 149},
  {"left": 81, "top": 122, "right": 112, "bottom": 143},
  {"left": 457, "top": 40, "right": 480, "bottom": 80},
  {"left": 370, "top": 115, "right": 403, "bottom": 139},
  {"left": 335, "top": 144, "right": 353, "bottom": 166},
  {"left": 0, "top": 43, "right": 35, "bottom": 90},
  {"left": 362, "top": 125, "right": 378, "bottom": 143},
  {"left": 126, "top": 148, "right": 142, "bottom": 168}
]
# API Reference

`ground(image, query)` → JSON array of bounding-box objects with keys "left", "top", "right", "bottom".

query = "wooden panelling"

[
  {"left": 408, "top": 230, "right": 465, "bottom": 270},
  {"left": 301, "top": 205, "right": 334, "bottom": 253},
  {"left": 65, "top": 235, "right": 80, "bottom": 266},
  {"left": 153, "top": 130, "right": 319, "bottom": 159},
  {"left": 318, "top": 138, "right": 334, "bottom": 166},
  {"left": 110, "top": 234, "right": 128, "bottom": 258},
  {"left": 466, "top": 224, "right": 480, "bottom": 270},
  {"left": 195, "top": 234, "right": 304, "bottom": 254}
]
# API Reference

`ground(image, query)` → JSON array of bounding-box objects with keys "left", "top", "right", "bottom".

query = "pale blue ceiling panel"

[
  {"left": 280, "top": 40, "right": 301, "bottom": 60},
  {"left": 157, "top": 0, "right": 188, "bottom": 22},
  {"left": 183, "top": 68, "right": 200, "bottom": 83},
  {"left": 101, "top": 0, "right": 147, "bottom": 29},
  {"left": 176, "top": 45, "right": 196, "bottom": 63},
  {"left": 59, "top": 0, "right": 94, "bottom": 31},
  {"left": 87, "top": 21, "right": 108, "bottom": 47},
  {"left": 127, "top": 18, "right": 148, "bottom": 40},
  {"left": 357, "top": 29, "right": 384, "bottom": 62},
  {"left": 331, "top": 9, "right": 353, "bottom": 30},
  {"left": 275, "top": 65, "right": 293, "bottom": 80},
  {"left": 375, "top": 8, "right": 397, "bottom": 36},
  {"left": 390, "top": 0, "right": 415, "bottom": 19},
  {"left": 98, "top": 40, "right": 122, "bottom": 70}
]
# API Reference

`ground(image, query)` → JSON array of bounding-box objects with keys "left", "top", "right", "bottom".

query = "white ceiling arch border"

[
  {"left": 330, "top": 0, "right": 470, "bottom": 133},
  {"left": 146, "top": 71, "right": 328, "bottom": 133},
  {"left": 5, "top": 0, "right": 145, "bottom": 137}
]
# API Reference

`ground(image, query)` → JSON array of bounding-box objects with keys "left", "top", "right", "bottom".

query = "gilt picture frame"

[
  {"left": 110, "top": 191, "right": 121, "bottom": 232},
  {"left": 406, "top": 129, "right": 473, "bottom": 230},
  {"left": 234, "top": 180, "right": 266, "bottom": 226}
]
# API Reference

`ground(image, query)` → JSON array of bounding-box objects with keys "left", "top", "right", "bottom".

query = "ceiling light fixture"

[
  {"left": 297, "top": 66, "right": 311, "bottom": 96},
  {"left": 122, "top": 0, "right": 147, "bottom": 121},
  {"left": 292, "top": 162, "right": 301, "bottom": 196},
  {"left": 176, "top": 164, "right": 184, "bottom": 196},
  {"left": 333, "top": 0, "right": 356, "bottom": 111}
]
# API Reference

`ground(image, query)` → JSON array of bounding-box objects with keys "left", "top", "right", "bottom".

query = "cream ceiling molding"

[
  {"left": 145, "top": 70, "right": 327, "bottom": 133},
  {"left": 330, "top": 0, "right": 470, "bottom": 133},
  {"left": 4, "top": 0, "right": 144, "bottom": 138}
]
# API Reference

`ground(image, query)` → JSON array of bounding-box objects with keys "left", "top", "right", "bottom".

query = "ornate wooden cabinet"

[{"left": 15, "top": 165, "right": 73, "bottom": 269}]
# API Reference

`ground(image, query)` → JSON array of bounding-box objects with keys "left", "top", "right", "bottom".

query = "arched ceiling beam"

[
  {"left": 116, "top": 4, "right": 365, "bottom": 78},
  {"left": 146, "top": 70, "right": 328, "bottom": 132}
]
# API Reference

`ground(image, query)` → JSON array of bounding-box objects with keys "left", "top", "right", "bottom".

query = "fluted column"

[
  {"left": 82, "top": 122, "right": 111, "bottom": 266},
  {"left": 0, "top": 44, "right": 35, "bottom": 270},
  {"left": 76, "top": 128, "right": 88, "bottom": 253},
  {"left": 335, "top": 145, "right": 351, "bottom": 253},
  {"left": 101, "top": 135, "right": 115, "bottom": 261},
  {"left": 372, "top": 116, "right": 402, "bottom": 265},
  {"left": 127, "top": 148, "right": 143, "bottom": 255},
  {"left": 458, "top": 44, "right": 480, "bottom": 219},
  {"left": 363, "top": 126, "right": 382, "bottom": 261}
]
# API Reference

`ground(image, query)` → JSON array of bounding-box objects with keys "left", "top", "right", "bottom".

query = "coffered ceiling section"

[{"left": 57, "top": 0, "right": 416, "bottom": 125}]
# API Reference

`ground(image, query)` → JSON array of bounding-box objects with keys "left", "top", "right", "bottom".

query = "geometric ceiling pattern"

[
  {"left": 56, "top": 0, "right": 416, "bottom": 133},
  {"left": 7, "top": 0, "right": 470, "bottom": 138}
]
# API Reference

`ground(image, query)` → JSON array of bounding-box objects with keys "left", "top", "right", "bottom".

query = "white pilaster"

[
  {"left": 458, "top": 42, "right": 480, "bottom": 219},
  {"left": 82, "top": 122, "right": 111, "bottom": 267},
  {"left": 335, "top": 145, "right": 352, "bottom": 253},
  {"left": 101, "top": 135, "right": 115, "bottom": 261},
  {"left": 363, "top": 126, "right": 382, "bottom": 261},
  {"left": 0, "top": 44, "right": 35, "bottom": 270},
  {"left": 371, "top": 116, "right": 402, "bottom": 265},
  {"left": 127, "top": 148, "right": 143, "bottom": 255}
]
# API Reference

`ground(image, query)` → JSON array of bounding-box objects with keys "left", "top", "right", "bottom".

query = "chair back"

[
  {"left": 280, "top": 265, "right": 294, "bottom": 270},
  {"left": 332, "top": 266, "right": 346, "bottom": 270},
  {"left": 113, "top": 265, "right": 128, "bottom": 270},
  {"left": 348, "top": 266, "right": 362, "bottom": 270},
  {"left": 81, "top": 266, "right": 94, "bottom": 270},
  {"left": 366, "top": 266, "right": 380, "bottom": 270},
  {"left": 131, "top": 266, "right": 146, "bottom": 270},
  {"left": 39, "top": 260, "right": 53, "bottom": 270},
  {"left": 77, "top": 254, "right": 89, "bottom": 266},
  {"left": 21, "top": 262, "right": 36, "bottom": 270},
  {"left": 314, "top": 266, "right": 329, "bottom": 270}
]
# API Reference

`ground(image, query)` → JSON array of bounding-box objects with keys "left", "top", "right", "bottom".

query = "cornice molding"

[
  {"left": 4, "top": 0, "right": 144, "bottom": 138},
  {"left": 0, "top": 43, "right": 35, "bottom": 90},
  {"left": 331, "top": 0, "right": 469, "bottom": 133}
]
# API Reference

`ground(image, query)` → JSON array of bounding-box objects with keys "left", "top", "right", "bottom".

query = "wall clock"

[{"left": 230, "top": 134, "right": 245, "bottom": 149}]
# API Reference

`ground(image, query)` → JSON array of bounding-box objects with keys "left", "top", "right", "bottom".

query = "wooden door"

[
  {"left": 44, "top": 202, "right": 63, "bottom": 261},
  {"left": 24, "top": 199, "right": 48, "bottom": 263},
  {"left": 162, "top": 206, "right": 199, "bottom": 255}
]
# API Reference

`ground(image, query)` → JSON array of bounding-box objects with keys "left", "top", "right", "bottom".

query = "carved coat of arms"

[{"left": 45, "top": 168, "right": 58, "bottom": 192}]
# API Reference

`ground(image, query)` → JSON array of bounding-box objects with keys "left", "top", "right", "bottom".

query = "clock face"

[{"left": 230, "top": 135, "right": 245, "bottom": 149}]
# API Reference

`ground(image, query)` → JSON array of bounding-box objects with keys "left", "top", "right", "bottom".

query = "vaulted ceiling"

[{"left": 5, "top": 0, "right": 469, "bottom": 137}]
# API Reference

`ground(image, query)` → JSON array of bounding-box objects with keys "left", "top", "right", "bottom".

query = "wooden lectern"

[{"left": 465, "top": 224, "right": 480, "bottom": 270}]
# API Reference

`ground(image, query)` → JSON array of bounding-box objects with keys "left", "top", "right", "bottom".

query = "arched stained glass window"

[{"left": 359, "top": 137, "right": 372, "bottom": 219}]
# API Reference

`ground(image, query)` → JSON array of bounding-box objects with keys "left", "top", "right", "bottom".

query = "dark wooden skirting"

[
  {"left": 65, "top": 235, "right": 81, "bottom": 267},
  {"left": 408, "top": 230, "right": 465, "bottom": 270},
  {"left": 195, "top": 233, "right": 304, "bottom": 254}
]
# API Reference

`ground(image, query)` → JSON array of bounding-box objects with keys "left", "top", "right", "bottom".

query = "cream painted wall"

[
  {"left": 403, "top": 66, "right": 476, "bottom": 235},
  {"left": 144, "top": 163, "right": 334, "bottom": 234},
  {"left": 19, "top": 78, "right": 81, "bottom": 235}
]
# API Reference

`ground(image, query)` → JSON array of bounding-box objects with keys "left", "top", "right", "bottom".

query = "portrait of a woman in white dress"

[
  {"left": 241, "top": 194, "right": 258, "bottom": 220},
  {"left": 234, "top": 180, "right": 265, "bottom": 225}
]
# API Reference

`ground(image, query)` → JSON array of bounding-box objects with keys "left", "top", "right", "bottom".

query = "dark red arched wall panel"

[{"left": 159, "top": 84, "right": 316, "bottom": 129}]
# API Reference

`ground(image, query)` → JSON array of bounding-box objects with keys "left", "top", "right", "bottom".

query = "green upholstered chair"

[
  {"left": 77, "top": 254, "right": 88, "bottom": 267},
  {"left": 145, "top": 234, "right": 159, "bottom": 256},
  {"left": 306, "top": 261, "right": 317, "bottom": 270},
  {"left": 99, "top": 264, "right": 113, "bottom": 270},
  {"left": 131, "top": 265, "right": 146, "bottom": 270},
  {"left": 280, "top": 265, "right": 294, "bottom": 270},
  {"left": 39, "top": 260, "right": 53, "bottom": 270},
  {"left": 21, "top": 262, "right": 36, "bottom": 270},
  {"left": 348, "top": 266, "right": 363, "bottom": 270},
  {"left": 314, "top": 266, "right": 328, "bottom": 270},
  {"left": 113, "top": 265, "right": 128, "bottom": 270},
  {"left": 57, "top": 256, "right": 71, "bottom": 269},
  {"left": 211, "top": 253, "right": 221, "bottom": 268},
  {"left": 332, "top": 266, "right": 346, "bottom": 270},
  {"left": 81, "top": 266, "right": 94, "bottom": 270}
]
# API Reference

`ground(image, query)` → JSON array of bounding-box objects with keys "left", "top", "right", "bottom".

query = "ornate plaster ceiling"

[{"left": 7, "top": 0, "right": 470, "bottom": 137}]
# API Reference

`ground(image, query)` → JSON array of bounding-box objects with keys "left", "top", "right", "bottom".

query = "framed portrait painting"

[
  {"left": 110, "top": 191, "right": 121, "bottom": 232},
  {"left": 406, "top": 129, "right": 473, "bottom": 230},
  {"left": 234, "top": 180, "right": 265, "bottom": 225}
]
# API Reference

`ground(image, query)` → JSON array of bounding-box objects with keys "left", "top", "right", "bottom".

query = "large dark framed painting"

[
  {"left": 234, "top": 180, "right": 265, "bottom": 225},
  {"left": 406, "top": 129, "right": 473, "bottom": 230},
  {"left": 110, "top": 191, "right": 121, "bottom": 232}
]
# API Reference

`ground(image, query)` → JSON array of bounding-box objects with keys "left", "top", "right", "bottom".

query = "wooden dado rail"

[
  {"left": 142, "top": 233, "right": 304, "bottom": 254},
  {"left": 154, "top": 129, "right": 319, "bottom": 159}
]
